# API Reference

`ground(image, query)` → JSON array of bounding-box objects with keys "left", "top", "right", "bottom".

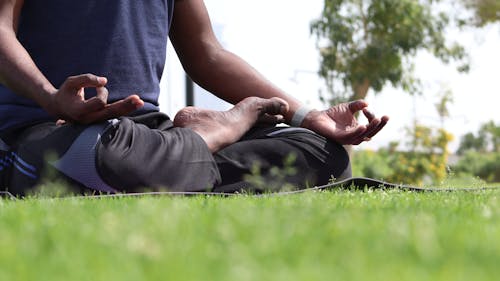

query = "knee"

[
  {"left": 312, "top": 140, "right": 351, "bottom": 185},
  {"left": 278, "top": 131, "right": 351, "bottom": 185},
  {"left": 96, "top": 120, "right": 221, "bottom": 192},
  {"left": 325, "top": 141, "right": 352, "bottom": 178},
  {"left": 270, "top": 129, "right": 352, "bottom": 185}
]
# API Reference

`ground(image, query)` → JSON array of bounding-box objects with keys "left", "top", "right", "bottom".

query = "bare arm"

[
  {"left": 0, "top": 0, "right": 143, "bottom": 124},
  {"left": 169, "top": 0, "right": 388, "bottom": 144},
  {"left": 169, "top": 0, "right": 302, "bottom": 123},
  {"left": 0, "top": 0, "right": 56, "bottom": 107}
]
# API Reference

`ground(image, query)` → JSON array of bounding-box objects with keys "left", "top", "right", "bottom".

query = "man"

[{"left": 0, "top": 0, "right": 388, "bottom": 195}]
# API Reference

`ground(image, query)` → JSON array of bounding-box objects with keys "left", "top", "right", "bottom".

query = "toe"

[{"left": 263, "top": 97, "right": 289, "bottom": 115}]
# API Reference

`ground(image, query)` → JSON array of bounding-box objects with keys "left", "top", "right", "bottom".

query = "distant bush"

[
  {"left": 452, "top": 151, "right": 500, "bottom": 183},
  {"left": 353, "top": 124, "right": 453, "bottom": 185},
  {"left": 351, "top": 149, "right": 392, "bottom": 180}
]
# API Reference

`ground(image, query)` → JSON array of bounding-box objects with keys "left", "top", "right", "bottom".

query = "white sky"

[{"left": 161, "top": 0, "right": 500, "bottom": 152}]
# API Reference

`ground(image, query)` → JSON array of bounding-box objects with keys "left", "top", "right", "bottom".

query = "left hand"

[
  {"left": 301, "top": 100, "right": 389, "bottom": 145},
  {"left": 45, "top": 74, "right": 144, "bottom": 125}
]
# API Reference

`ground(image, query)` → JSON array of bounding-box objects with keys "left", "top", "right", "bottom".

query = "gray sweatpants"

[{"left": 0, "top": 112, "right": 351, "bottom": 196}]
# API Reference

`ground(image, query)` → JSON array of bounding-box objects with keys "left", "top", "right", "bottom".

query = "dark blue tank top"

[{"left": 0, "top": 0, "right": 174, "bottom": 130}]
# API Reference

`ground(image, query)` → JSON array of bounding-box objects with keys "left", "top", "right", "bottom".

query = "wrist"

[
  {"left": 36, "top": 84, "right": 58, "bottom": 115},
  {"left": 290, "top": 104, "right": 314, "bottom": 127}
]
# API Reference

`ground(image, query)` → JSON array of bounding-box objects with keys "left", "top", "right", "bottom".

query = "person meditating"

[{"left": 0, "top": 0, "right": 388, "bottom": 196}]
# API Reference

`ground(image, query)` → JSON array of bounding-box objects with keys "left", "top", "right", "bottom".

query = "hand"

[
  {"left": 44, "top": 74, "right": 144, "bottom": 124},
  {"left": 301, "top": 100, "right": 389, "bottom": 145}
]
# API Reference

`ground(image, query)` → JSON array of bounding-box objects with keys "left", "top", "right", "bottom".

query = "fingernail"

[{"left": 98, "top": 77, "right": 107, "bottom": 84}]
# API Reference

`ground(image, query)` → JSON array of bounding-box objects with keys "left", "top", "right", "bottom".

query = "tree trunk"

[
  {"left": 345, "top": 78, "right": 371, "bottom": 158},
  {"left": 351, "top": 78, "right": 371, "bottom": 101}
]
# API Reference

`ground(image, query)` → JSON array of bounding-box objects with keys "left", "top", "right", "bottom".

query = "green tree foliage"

[
  {"left": 457, "top": 120, "right": 500, "bottom": 154},
  {"left": 310, "top": 0, "right": 471, "bottom": 103},
  {"left": 457, "top": 132, "right": 487, "bottom": 154},
  {"left": 452, "top": 120, "right": 499, "bottom": 183},
  {"left": 435, "top": 88, "right": 454, "bottom": 126},
  {"left": 461, "top": 0, "right": 500, "bottom": 26}
]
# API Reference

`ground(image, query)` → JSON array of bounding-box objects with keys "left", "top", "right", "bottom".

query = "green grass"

[{"left": 1, "top": 187, "right": 500, "bottom": 281}]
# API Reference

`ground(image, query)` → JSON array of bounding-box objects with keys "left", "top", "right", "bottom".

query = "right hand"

[
  {"left": 44, "top": 73, "right": 144, "bottom": 124},
  {"left": 301, "top": 100, "right": 389, "bottom": 145}
]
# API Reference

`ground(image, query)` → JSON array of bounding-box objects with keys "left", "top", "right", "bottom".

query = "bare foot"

[{"left": 173, "top": 97, "right": 289, "bottom": 152}]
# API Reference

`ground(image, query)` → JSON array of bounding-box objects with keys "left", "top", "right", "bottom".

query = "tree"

[
  {"left": 456, "top": 132, "right": 487, "bottom": 154},
  {"left": 352, "top": 90, "right": 455, "bottom": 185},
  {"left": 482, "top": 120, "right": 500, "bottom": 152},
  {"left": 461, "top": 0, "right": 500, "bottom": 26},
  {"left": 457, "top": 120, "right": 500, "bottom": 154},
  {"left": 310, "top": 0, "right": 470, "bottom": 103},
  {"left": 435, "top": 87, "right": 454, "bottom": 128},
  {"left": 453, "top": 120, "right": 500, "bottom": 183}
]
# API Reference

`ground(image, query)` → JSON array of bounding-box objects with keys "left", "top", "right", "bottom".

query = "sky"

[{"left": 161, "top": 0, "right": 500, "bottom": 152}]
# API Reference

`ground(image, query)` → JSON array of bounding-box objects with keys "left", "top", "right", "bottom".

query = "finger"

[
  {"left": 82, "top": 96, "right": 107, "bottom": 112},
  {"left": 348, "top": 100, "right": 368, "bottom": 114},
  {"left": 64, "top": 73, "right": 107, "bottom": 89},
  {"left": 96, "top": 86, "right": 109, "bottom": 104},
  {"left": 336, "top": 124, "right": 367, "bottom": 145},
  {"left": 365, "top": 115, "right": 389, "bottom": 139},
  {"left": 353, "top": 115, "right": 390, "bottom": 144},
  {"left": 351, "top": 138, "right": 364, "bottom": 146},
  {"left": 81, "top": 95, "right": 144, "bottom": 123},
  {"left": 258, "top": 114, "right": 285, "bottom": 124},
  {"left": 348, "top": 125, "right": 369, "bottom": 145},
  {"left": 365, "top": 117, "right": 382, "bottom": 136},
  {"left": 80, "top": 86, "right": 109, "bottom": 112},
  {"left": 352, "top": 118, "right": 381, "bottom": 144},
  {"left": 362, "top": 108, "right": 375, "bottom": 122},
  {"left": 56, "top": 119, "right": 67, "bottom": 126}
]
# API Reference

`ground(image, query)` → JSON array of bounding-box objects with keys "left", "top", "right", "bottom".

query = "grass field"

[{"left": 1, "top": 186, "right": 499, "bottom": 281}]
